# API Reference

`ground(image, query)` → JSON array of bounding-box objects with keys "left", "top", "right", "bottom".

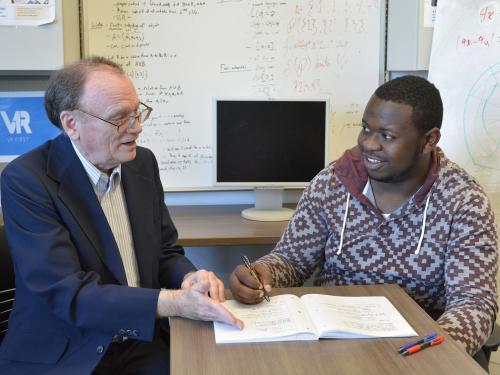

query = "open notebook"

[{"left": 214, "top": 294, "right": 417, "bottom": 344}]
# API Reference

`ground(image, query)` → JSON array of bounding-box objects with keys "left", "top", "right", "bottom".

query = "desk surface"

[
  {"left": 169, "top": 205, "right": 290, "bottom": 246},
  {"left": 170, "top": 284, "right": 486, "bottom": 375}
]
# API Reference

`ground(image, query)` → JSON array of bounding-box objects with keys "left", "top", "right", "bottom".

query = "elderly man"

[
  {"left": 0, "top": 57, "right": 242, "bottom": 375},
  {"left": 229, "top": 75, "right": 498, "bottom": 371}
]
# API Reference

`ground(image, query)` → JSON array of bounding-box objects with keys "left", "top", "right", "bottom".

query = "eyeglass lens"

[{"left": 125, "top": 104, "right": 151, "bottom": 129}]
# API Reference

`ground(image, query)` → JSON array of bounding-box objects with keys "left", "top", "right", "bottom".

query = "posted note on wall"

[
  {"left": 0, "top": 92, "right": 61, "bottom": 162},
  {"left": 0, "top": 0, "right": 55, "bottom": 26},
  {"left": 428, "top": 0, "right": 500, "bottom": 200}
]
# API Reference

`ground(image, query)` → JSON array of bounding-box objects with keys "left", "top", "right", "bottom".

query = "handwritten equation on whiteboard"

[
  {"left": 456, "top": 4, "right": 500, "bottom": 49},
  {"left": 83, "top": 0, "right": 383, "bottom": 189}
]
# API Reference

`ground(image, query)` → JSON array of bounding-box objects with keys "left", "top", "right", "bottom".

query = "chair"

[
  {"left": 0, "top": 223, "right": 15, "bottom": 344},
  {"left": 470, "top": 321, "right": 500, "bottom": 373},
  {"left": 484, "top": 323, "right": 500, "bottom": 363}
]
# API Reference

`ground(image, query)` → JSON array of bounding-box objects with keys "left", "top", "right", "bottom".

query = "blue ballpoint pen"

[{"left": 397, "top": 332, "right": 437, "bottom": 353}]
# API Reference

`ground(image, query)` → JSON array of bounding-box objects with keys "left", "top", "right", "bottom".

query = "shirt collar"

[{"left": 70, "top": 140, "right": 122, "bottom": 198}]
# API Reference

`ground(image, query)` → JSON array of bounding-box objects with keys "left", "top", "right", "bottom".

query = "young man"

[
  {"left": 0, "top": 57, "right": 242, "bottom": 375},
  {"left": 230, "top": 75, "right": 497, "bottom": 369}
]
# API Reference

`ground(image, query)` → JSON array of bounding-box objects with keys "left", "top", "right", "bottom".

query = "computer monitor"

[{"left": 214, "top": 98, "right": 328, "bottom": 221}]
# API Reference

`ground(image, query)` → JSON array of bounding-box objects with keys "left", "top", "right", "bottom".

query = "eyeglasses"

[{"left": 75, "top": 102, "right": 152, "bottom": 130}]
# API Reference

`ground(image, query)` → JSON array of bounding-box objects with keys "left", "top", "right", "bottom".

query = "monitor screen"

[{"left": 215, "top": 99, "right": 328, "bottom": 186}]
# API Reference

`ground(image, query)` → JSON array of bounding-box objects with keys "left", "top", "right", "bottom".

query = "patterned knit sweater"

[{"left": 258, "top": 146, "right": 498, "bottom": 355}]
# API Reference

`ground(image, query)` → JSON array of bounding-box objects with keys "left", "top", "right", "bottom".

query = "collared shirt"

[{"left": 71, "top": 141, "right": 141, "bottom": 287}]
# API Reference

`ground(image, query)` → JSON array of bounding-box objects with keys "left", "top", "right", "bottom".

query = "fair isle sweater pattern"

[{"left": 258, "top": 146, "right": 498, "bottom": 355}]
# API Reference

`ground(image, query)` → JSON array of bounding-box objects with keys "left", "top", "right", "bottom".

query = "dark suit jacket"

[{"left": 0, "top": 134, "right": 196, "bottom": 375}]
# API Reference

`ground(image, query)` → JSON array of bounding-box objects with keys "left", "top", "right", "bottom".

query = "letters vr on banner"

[{"left": 0, "top": 92, "right": 61, "bottom": 162}]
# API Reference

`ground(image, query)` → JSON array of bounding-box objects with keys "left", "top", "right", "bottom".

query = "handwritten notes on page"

[
  {"left": 214, "top": 294, "right": 416, "bottom": 344},
  {"left": 300, "top": 294, "right": 417, "bottom": 339},
  {"left": 82, "top": 1, "right": 383, "bottom": 189},
  {"left": 215, "top": 294, "right": 318, "bottom": 343}
]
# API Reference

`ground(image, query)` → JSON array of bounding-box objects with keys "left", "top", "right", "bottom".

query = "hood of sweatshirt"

[
  {"left": 333, "top": 145, "right": 441, "bottom": 209},
  {"left": 332, "top": 145, "right": 441, "bottom": 255}
]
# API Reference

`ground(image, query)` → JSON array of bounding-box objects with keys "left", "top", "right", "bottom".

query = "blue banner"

[{"left": 0, "top": 92, "right": 61, "bottom": 162}]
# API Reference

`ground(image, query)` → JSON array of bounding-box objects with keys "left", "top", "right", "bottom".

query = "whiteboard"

[
  {"left": 428, "top": 0, "right": 500, "bottom": 207},
  {"left": 82, "top": 0, "right": 384, "bottom": 190}
]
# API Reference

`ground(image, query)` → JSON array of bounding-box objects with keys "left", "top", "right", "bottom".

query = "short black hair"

[
  {"left": 44, "top": 56, "right": 124, "bottom": 129},
  {"left": 374, "top": 75, "right": 443, "bottom": 133}
]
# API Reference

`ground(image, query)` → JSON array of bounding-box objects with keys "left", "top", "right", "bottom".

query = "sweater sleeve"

[
  {"left": 436, "top": 185, "right": 498, "bottom": 355},
  {"left": 257, "top": 169, "right": 332, "bottom": 287}
]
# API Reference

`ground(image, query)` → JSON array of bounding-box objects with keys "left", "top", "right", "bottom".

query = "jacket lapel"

[
  {"left": 46, "top": 134, "right": 127, "bottom": 285},
  {"left": 121, "top": 158, "right": 155, "bottom": 288}
]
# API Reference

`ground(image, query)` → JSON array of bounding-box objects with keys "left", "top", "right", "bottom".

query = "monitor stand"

[{"left": 241, "top": 188, "right": 294, "bottom": 222}]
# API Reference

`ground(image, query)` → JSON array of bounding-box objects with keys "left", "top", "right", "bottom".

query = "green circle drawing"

[{"left": 463, "top": 61, "right": 500, "bottom": 171}]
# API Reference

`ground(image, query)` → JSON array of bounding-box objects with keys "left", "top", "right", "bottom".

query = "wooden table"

[
  {"left": 170, "top": 284, "right": 486, "bottom": 375},
  {"left": 169, "top": 205, "right": 290, "bottom": 246}
]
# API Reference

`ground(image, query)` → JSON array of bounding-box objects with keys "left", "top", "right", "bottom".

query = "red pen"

[{"left": 402, "top": 336, "right": 445, "bottom": 356}]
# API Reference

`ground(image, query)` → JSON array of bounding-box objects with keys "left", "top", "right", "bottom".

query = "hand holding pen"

[
  {"left": 241, "top": 255, "right": 270, "bottom": 302},
  {"left": 228, "top": 255, "right": 273, "bottom": 304}
]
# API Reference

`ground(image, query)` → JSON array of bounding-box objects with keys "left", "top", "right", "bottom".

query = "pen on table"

[
  {"left": 401, "top": 335, "right": 445, "bottom": 356},
  {"left": 240, "top": 255, "right": 270, "bottom": 302},
  {"left": 397, "top": 332, "right": 437, "bottom": 353}
]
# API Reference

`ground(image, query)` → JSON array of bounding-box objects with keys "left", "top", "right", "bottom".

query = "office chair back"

[
  {"left": 484, "top": 323, "right": 500, "bottom": 371},
  {"left": 0, "top": 223, "right": 15, "bottom": 344}
]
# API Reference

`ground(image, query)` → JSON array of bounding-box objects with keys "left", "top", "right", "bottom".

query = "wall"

[
  {"left": 0, "top": 0, "right": 79, "bottom": 72},
  {"left": 0, "top": 0, "right": 498, "bottom": 289}
]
